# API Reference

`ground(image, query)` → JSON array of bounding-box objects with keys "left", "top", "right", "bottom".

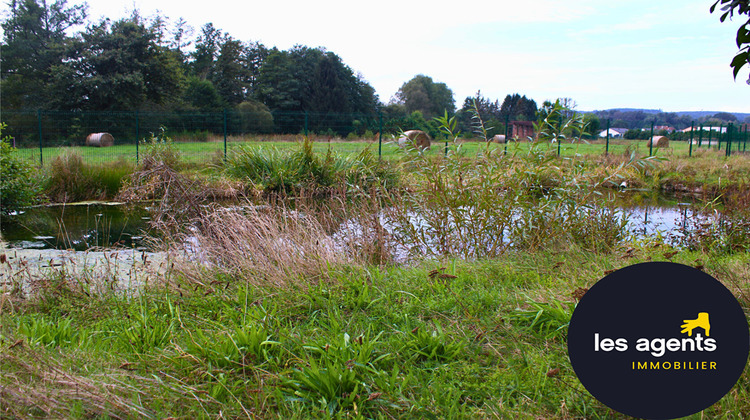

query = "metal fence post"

[
  {"left": 223, "top": 109, "right": 228, "bottom": 162},
  {"left": 377, "top": 112, "right": 383, "bottom": 160},
  {"left": 698, "top": 124, "right": 703, "bottom": 148},
  {"left": 689, "top": 122, "right": 694, "bottom": 157},
  {"left": 726, "top": 123, "right": 733, "bottom": 157},
  {"left": 504, "top": 114, "right": 509, "bottom": 155},
  {"left": 605, "top": 119, "right": 610, "bottom": 155},
  {"left": 557, "top": 115, "right": 562, "bottom": 156},
  {"left": 37, "top": 109, "right": 43, "bottom": 166},
  {"left": 649, "top": 122, "right": 654, "bottom": 156},
  {"left": 718, "top": 123, "right": 723, "bottom": 150},
  {"left": 135, "top": 110, "right": 140, "bottom": 164}
]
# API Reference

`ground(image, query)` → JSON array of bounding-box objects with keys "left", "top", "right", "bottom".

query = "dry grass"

[
  {"left": 0, "top": 345, "right": 153, "bottom": 419},
  {"left": 117, "top": 160, "right": 242, "bottom": 232},
  {"left": 163, "top": 194, "right": 397, "bottom": 290},
  {"left": 168, "top": 202, "right": 344, "bottom": 289}
]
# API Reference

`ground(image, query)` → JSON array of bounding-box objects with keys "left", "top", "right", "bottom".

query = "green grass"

[
  {"left": 4, "top": 130, "right": 750, "bottom": 417},
  {"left": 14, "top": 136, "right": 745, "bottom": 168},
  {"left": 2, "top": 247, "right": 749, "bottom": 418}
]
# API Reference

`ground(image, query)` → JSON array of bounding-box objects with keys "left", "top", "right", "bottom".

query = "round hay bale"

[
  {"left": 398, "top": 130, "right": 431, "bottom": 150},
  {"left": 86, "top": 132, "right": 115, "bottom": 147},
  {"left": 492, "top": 134, "right": 506, "bottom": 144},
  {"left": 648, "top": 136, "right": 669, "bottom": 148}
]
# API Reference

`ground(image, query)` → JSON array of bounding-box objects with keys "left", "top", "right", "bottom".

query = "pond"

[
  {"left": 0, "top": 202, "right": 153, "bottom": 251},
  {"left": 0, "top": 193, "right": 711, "bottom": 252}
]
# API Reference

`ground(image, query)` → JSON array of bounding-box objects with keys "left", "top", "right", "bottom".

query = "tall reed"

[
  {"left": 388, "top": 107, "right": 637, "bottom": 259},
  {"left": 44, "top": 152, "right": 134, "bottom": 203}
]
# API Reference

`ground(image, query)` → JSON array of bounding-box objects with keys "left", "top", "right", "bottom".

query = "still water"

[
  {"left": 0, "top": 195, "right": 709, "bottom": 251},
  {"left": 0, "top": 203, "right": 152, "bottom": 251}
]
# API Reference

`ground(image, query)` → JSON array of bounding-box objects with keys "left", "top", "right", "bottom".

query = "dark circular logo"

[{"left": 568, "top": 262, "right": 749, "bottom": 419}]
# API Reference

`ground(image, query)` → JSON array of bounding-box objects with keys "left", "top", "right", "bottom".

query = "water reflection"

[{"left": 1, "top": 203, "right": 152, "bottom": 251}]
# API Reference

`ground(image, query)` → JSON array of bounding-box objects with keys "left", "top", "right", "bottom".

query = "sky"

[{"left": 11, "top": 0, "right": 750, "bottom": 113}]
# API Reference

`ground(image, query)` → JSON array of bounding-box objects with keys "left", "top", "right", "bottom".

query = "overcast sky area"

[{"left": 11, "top": 0, "right": 750, "bottom": 112}]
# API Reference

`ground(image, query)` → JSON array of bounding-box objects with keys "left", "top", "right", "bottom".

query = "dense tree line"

[
  {"left": 1, "top": 1, "right": 378, "bottom": 118},
  {"left": 2, "top": 0, "right": 560, "bottom": 138},
  {"left": 589, "top": 109, "right": 747, "bottom": 131}
]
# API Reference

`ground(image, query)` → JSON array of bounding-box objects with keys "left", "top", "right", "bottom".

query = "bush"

[{"left": 0, "top": 123, "right": 42, "bottom": 214}]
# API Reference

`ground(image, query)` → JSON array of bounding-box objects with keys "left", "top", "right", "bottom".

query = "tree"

[
  {"left": 255, "top": 46, "right": 377, "bottom": 115},
  {"left": 50, "top": 17, "right": 185, "bottom": 110},
  {"left": 183, "top": 76, "right": 224, "bottom": 110},
  {"left": 457, "top": 91, "right": 503, "bottom": 137},
  {"left": 394, "top": 75, "right": 455, "bottom": 119},
  {"left": 499, "top": 94, "right": 537, "bottom": 122},
  {"left": 712, "top": 111, "right": 738, "bottom": 121},
  {"left": 253, "top": 46, "right": 378, "bottom": 133},
  {"left": 1, "top": 0, "right": 88, "bottom": 109},
  {"left": 244, "top": 41, "right": 269, "bottom": 96},
  {"left": 583, "top": 113, "right": 601, "bottom": 137},
  {"left": 211, "top": 36, "right": 252, "bottom": 106},
  {"left": 711, "top": 0, "right": 750, "bottom": 84},
  {"left": 191, "top": 22, "right": 223, "bottom": 80}
]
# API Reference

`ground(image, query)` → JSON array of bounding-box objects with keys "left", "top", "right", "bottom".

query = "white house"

[{"left": 598, "top": 128, "right": 628, "bottom": 138}]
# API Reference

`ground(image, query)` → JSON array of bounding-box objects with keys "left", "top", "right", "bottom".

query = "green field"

[{"left": 13, "top": 137, "right": 744, "bottom": 167}]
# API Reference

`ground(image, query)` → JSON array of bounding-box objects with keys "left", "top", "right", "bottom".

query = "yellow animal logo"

[{"left": 681, "top": 312, "right": 710, "bottom": 336}]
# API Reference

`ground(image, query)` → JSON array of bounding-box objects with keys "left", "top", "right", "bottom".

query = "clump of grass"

[
  {"left": 225, "top": 138, "right": 399, "bottom": 197},
  {"left": 16, "top": 316, "right": 78, "bottom": 348},
  {"left": 283, "top": 332, "right": 390, "bottom": 415},
  {"left": 44, "top": 151, "right": 134, "bottom": 202},
  {"left": 401, "top": 322, "right": 466, "bottom": 362},
  {"left": 509, "top": 296, "right": 575, "bottom": 339}
]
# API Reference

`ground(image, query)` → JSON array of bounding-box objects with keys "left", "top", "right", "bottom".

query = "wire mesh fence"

[{"left": 2, "top": 109, "right": 749, "bottom": 166}]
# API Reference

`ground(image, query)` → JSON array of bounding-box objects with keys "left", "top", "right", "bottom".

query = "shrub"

[{"left": 0, "top": 123, "right": 43, "bottom": 214}]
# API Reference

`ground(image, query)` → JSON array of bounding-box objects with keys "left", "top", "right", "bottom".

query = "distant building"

[
  {"left": 654, "top": 125, "right": 675, "bottom": 133},
  {"left": 598, "top": 128, "right": 628, "bottom": 138},
  {"left": 682, "top": 126, "right": 728, "bottom": 133},
  {"left": 510, "top": 121, "right": 534, "bottom": 140}
]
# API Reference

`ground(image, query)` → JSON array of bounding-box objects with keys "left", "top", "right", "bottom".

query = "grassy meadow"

[
  {"left": 3, "top": 130, "right": 750, "bottom": 419},
  {"left": 12, "top": 134, "right": 742, "bottom": 167}
]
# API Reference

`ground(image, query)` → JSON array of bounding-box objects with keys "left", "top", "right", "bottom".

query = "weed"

[
  {"left": 117, "top": 297, "right": 177, "bottom": 353},
  {"left": 140, "top": 127, "right": 182, "bottom": 170},
  {"left": 283, "top": 332, "right": 390, "bottom": 415},
  {"left": 401, "top": 322, "right": 465, "bottom": 362},
  {"left": 16, "top": 316, "right": 78, "bottom": 347},
  {"left": 510, "top": 296, "right": 575, "bottom": 339},
  {"left": 187, "top": 323, "right": 281, "bottom": 369}
]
